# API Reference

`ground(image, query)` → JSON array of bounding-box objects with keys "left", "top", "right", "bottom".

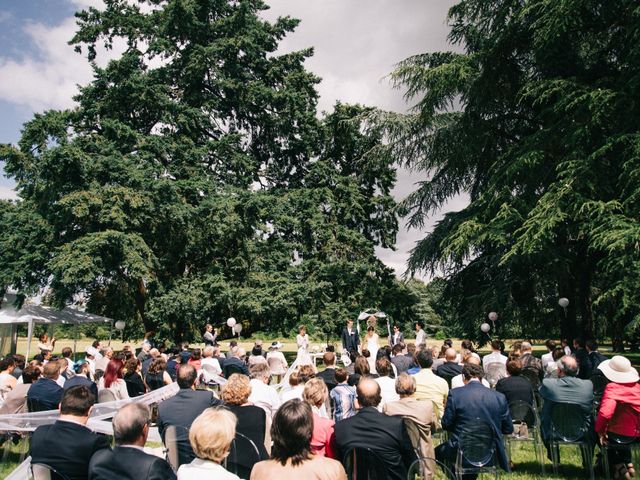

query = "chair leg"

[
  {"left": 550, "top": 442, "right": 559, "bottom": 475},
  {"left": 602, "top": 444, "right": 612, "bottom": 480}
]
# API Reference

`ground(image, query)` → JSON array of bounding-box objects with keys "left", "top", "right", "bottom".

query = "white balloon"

[
  {"left": 488, "top": 312, "right": 498, "bottom": 322},
  {"left": 233, "top": 323, "right": 242, "bottom": 334},
  {"left": 558, "top": 298, "right": 570, "bottom": 308},
  {"left": 480, "top": 323, "right": 491, "bottom": 333},
  {"left": 227, "top": 317, "right": 237, "bottom": 328},
  {"left": 114, "top": 320, "right": 126, "bottom": 330}
]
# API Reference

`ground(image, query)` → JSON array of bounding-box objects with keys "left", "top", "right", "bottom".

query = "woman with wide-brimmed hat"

[{"left": 595, "top": 355, "right": 640, "bottom": 479}]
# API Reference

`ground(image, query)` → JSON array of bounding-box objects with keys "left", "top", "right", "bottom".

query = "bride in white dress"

[
  {"left": 295, "top": 325, "right": 313, "bottom": 366},
  {"left": 364, "top": 325, "right": 379, "bottom": 372}
]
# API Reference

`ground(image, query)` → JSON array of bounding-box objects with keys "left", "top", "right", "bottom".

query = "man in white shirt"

[
  {"left": 248, "top": 363, "right": 280, "bottom": 418},
  {"left": 415, "top": 322, "right": 427, "bottom": 347},
  {"left": 541, "top": 339, "right": 556, "bottom": 369},
  {"left": 482, "top": 340, "right": 508, "bottom": 368},
  {"left": 451, "top": 356, "right": 491, "bottom": 389}
]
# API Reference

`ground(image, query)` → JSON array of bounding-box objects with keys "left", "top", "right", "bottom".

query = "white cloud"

[{"left": 0, "top": 185, "right": 17, "bottom": 200}]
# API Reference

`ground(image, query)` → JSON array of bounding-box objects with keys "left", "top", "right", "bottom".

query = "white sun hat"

[{"left": 598, "top": 355, "right": 639, "bottom": 384}]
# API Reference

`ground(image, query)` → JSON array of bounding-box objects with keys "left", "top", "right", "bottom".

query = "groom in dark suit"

[{"left": 341, "top": 319, "right": 360, "bottom": 354}]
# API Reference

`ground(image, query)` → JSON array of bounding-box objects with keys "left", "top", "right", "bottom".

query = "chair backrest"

[
  {"left": 550, "top": 402, "right": 590, "bottom": 442},
  {"left": 97, "top": 388, "right": 117, "bottom": 403},
  {"left": 509, "top": 400, "right": 538, "bottom": 429},
  {"left": 484, "top": 362, "right": 507, "bottom": 388},
  {"left": 342, "top": 447, "right": 390, "bottom": 480},
  {"left": 27, "top": 398, "right": 51, "bottom": 413},
  {"left": 164, "top": 425, "right": 194, "bottom": 472},
  {"left": 590, "top": 372, "right": 609, "bottom": 397},
  {"left": 267, "top": 356, "right": 285, "bottom": 374},
  {"left": 224, "top": 363, "right": 245, "bottom": 378},
  {"left": 31, "top": 463, "right": 71, "bottom": 480},
  {"left": 440, "top": 374, "right": 456, "bottom": 389},
  {"left": 201, "top": 363, "right": 219, "bottom": 376},
  {"left": 458, "top": 419, "right": 496, "bottom": 468},
  {"left": 520, "top": 368, "right": 541, "bottom": 390},
  {"left": 225, "top": 432, "right": 262, "bottom": 479},
  {"left": 407, "top": 457, "right": 454, "bottom": 480}
]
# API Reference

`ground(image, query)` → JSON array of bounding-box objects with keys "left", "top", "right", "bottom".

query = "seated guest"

[
  {"left": 166, "top": 347, "right": 181, "bottom": 381},
  {"left": 495, "top": 359, "right": 535, "bottom": 406},
  {"left": 31, "top": 386, "right": 110, "bottom": 480},
  {"left": 345, "top": 350, "right": 358, "bottom": 375},
  {"left": 266, "top": 342, "right": 287, "bottom": 382},
  {"left": 177, "top": 407, "right": 240, "bottom": 480},
  {"left": 586, "top": 339, "right": 607, "bottom": 372},
  {"left": 460, "top": 340, "right": 481, "bottom": 361},
  {"left": 520, "top": 341, "right": 544, "bottom": 385},
  {"left": 94, "top": 347, "right": 113, "bottom": 374},
  {"left": 316, "top": 352, "right": 338, "bottom": 391},
  {"left": 89, "top": 403, "right": 175, "bottom": 480},
  {"left": 435, "top": 348, "right": 463, "bottom": 380},
  {"left": 223, "top": 346, "right": 250, "bottom": 377},
  {"left": 141, "top": 348, "right": 160, "bottom": 377},
  {"left": 435, "top": 364, "right": 513, "bottom": 473},
  {"left": 0, "top": 365, "right": 40, "bottom": 414},
  {"left": 250, "top": 399, "right": 347, "bottom": 480},
  {"left": 226, "top": 341, "right": 238, "bottom": 359},
  {"left": 0, "top": 356, "right": 17, "bottom": 394},
  {"left": 595, "top": 355, "right": 640, "bottom": 479},
  {"left": 145, "top": 357, "right": 172, "bottom": 391},
  {"left": 390, "top": 344, "right": 413, "bottom": 374},
  {"left": 248, "top": 363, "right": 281, "bottom": 419},
  {"left": 98, "top": 359, "right": 130, "bottom": 400},
  {"left": 348, "top": 356, "right": 377, "bottom": 386},
  {"left": 411, "top": 349, "right": 449, "bottom": 424},
  {"left": 374, "top": 357, "right": 400, "bottom": 410},
  {"left": 482, "top": 340, "right": 508, "bottom": 368},
  {"left": 282, "top": 365, "right": 315, "bottom": 402},
  {"left": 384, "top": 373, "right": 435, "bottom": 461},
  {"left": 540, "top": 356, "right": 594, "bottom": 462},
  {"left": 65, "top": 362, "right": 99, "bottom": 401},
  {"left": 187, "top": 348, "right": 202, "bottom": 370},
  {"left": 541, "top": 340, "right": 556, "bottom": 370},
  {"left": 221, "top": 374, "right": 269, "bottom": 460},
  {"left": 303, "top": 378, "right": 336, "bottom": 458},
  {"left": 10, "top": 354, "right": 25, "bottom": 380},
  {"left": 450, "top": 356, "right": 491, "bottom": 389},
  {"left": 573, "top": 337, "right": 593, "bottom": 380},
  {"left": 123, "top": 357, "right": 146, "bottom": 397},
  {"left": 430, "top": 346, "right": 445, "bottom": 371},
  {"left": 249, "top": 346, "right": 268, "bottom": 367},
  {"left": 330, "top": 368, "right": 357, "bottom": 421},
  {"left": 27, "top": 360, "right": 64, "bottom": 411},
  {"left": 200, "top": 346, "right": 223, "bottom": 379},
  {"left": 334, "top": 378, "right": 416, "bottom": 480},
  {"left": 544, "top": 347, "right": 565, "bottom": 378},
  {"left": 157, "top": 364, "right": 223, "bottom": 440}
]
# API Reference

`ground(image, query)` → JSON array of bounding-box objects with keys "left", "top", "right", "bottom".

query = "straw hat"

[{"left": 598, "top": 355, "right": 639, "bottom": 383}]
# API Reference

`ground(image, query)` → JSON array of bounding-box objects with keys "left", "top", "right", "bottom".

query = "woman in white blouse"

[{"left": 97, "top": 359, "right": 130, "bottom": 400}]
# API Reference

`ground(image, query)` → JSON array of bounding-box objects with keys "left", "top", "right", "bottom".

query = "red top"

[
  {"left": 595, "top": 382, "right": 640, "bottom": 437},
  {"left": 310, "top": 412, "right": 337, "bottom": 459}
]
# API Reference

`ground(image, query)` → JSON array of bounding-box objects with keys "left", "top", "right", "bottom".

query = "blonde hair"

[
  {"left": 302, "top": 378, "right": 328, "bottom": 408},
  {"left": 189, "top": 407, "right": 236, "bottom": 462},
  {"left": 203, "top": 346, "right": 214, "bottom": 358},
  {"left": 221, "top": 373, "right": 252, "bottom": 405}
]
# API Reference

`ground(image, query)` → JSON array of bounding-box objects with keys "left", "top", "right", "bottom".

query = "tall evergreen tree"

[{"left": 0, "top": 0, "right": 400, "bottom": 342}]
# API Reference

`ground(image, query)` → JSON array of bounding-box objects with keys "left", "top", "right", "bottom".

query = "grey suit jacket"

[
  {"left": 539, "top": 376, "right": 593, "bottom": 440},
  {"left": 384, "top": 398, "right": 435, "bottom": 461}
]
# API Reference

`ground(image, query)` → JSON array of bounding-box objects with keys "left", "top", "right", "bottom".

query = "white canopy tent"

[{"left": 0, "top": 293, "right": 113, "bottom": 359}]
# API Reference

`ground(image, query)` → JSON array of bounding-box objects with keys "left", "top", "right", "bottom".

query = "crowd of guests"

[{"left": 2, "top": 332, "right": 640, "bottom": 480}]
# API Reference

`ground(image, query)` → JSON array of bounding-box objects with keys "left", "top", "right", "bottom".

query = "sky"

[{"left": 0, "top": 0, "right": 467, "bottom": 279}]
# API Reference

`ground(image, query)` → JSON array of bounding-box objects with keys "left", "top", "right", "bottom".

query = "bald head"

[
  {"left": 558, "top": 355, "right": 579, "bottom": 377},
  {"left": 445, "top": 348, "right": 457, "bottom": 362},
  {"left": 357, "top": 377, "right": 382, "bottom": 408},
  {"left": 465, "top": 355, "right": 481, "bottom": 366}
]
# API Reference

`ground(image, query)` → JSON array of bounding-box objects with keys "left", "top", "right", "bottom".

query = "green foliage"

[
  {"left": 372, "top": 0, "right": 640, "bottom": 341},
  {"left": 0, "top": 0, "right": 405, "bottom": 344}
]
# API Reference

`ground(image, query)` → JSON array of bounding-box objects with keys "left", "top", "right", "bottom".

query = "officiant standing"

[{"left": 341, "top": 319, "right": 360, "bottom": 355}]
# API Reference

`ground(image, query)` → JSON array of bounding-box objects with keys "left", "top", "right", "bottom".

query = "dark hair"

[
  {"left": 349, "top": 350, "right": 358, "bottom": 363},
  {"left": 354, "top": 356, "right": 370, "bottom": 376},
  {"left": 552, "top": 347, "right": 565, "bottom": 361},
  {"left": 416, "top": 321, "right": 424, "bottom": 329},
  {"left": 335, "top": 368, "right": 348, "bottom": 383},
  {"left": 545, "top": 339, "right": 556, "bottom": 351},
  {"left": 376, "top": 358, "right": 391, "bottom": 376},
  {"left": 361, "top": 348, "right": 370, "bottom": 358},
  {"left": 444, "top": 339, "right": 453, "bottom": 347},
  {"left": 251, "top": 347, "right": 262, "bottom": 357},
  {"left": 461, "top": 339, "right": 476, "bottom": 352},
  {"left": 462, "top": 363, "right": 484, "bottom": 381},
  {"left": 61, "top": 347, "right": 72, "bottom": 358},
  {"left": 406, "top": 343, "right": 416, "bottom": 354},
  {"left": 490, "top": 340, "right": 501, "bottom": 351},
  {"left": 11, "top": 354, "right": 25, "bottom": 368},
  {"left": 0, "top": 357, "right": 15, "bottom": 371},
  {"left": 177, "top": 364, "right": 198, "bottom": 389},
  {"left": 148, "top": 357, "right": 166, "bottom": 375},
  {"left": 103, "top": 359, "right": 125, "bottom": 388},
  {"left": 325, "top": 344, "right": 335, "bottom": 353},
  {"left": 574, "top": 337, "right": 586, "bottom": 348},
  {"left": 271, "top": 399, "right": 313, "bottom": 466},
  {"left": 22, "top": 365, "right": 40, "bottom": 384},
  {"left": 92, "top": 340, "right": 100, "bottom": 349},
  {"left": 297, "top": 365, "right": 315, "bottom": 384},
  {"left": 190, "top": 348, "right": 202, "bottom": 361},
  {"left": 586, "top": 339, "right": 598, "bottom": 351},
  {"left": 416, "top": 349, "right": 433, "bottom": 369},
  {"left": 60, "top": 385, "right": 95, "bottom": 416},
  {"left": 124, "top": 357, "right": 140, "bottom": 375},
  {"left": 323, "top": 352, "right": 335, "bottom": 366},
  {"left": 367, "top": 325, "right": 375, "bottom": 333},
  {"left": 506, "top": 359, "right": 522, "bottom": 376},
  {"left": 392, "top": 343, "right": 403, "bottom": 355}
]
